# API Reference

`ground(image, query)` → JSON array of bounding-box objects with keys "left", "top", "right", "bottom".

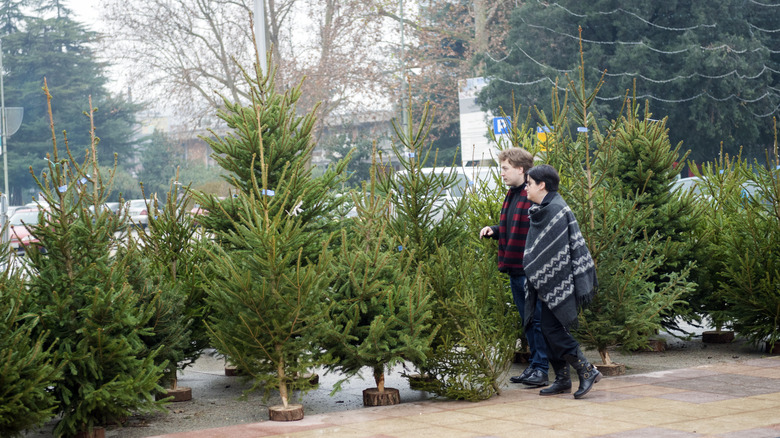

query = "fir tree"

[
  {"left": 321, "top": 154, "right": 436, "bottom": 399},
  {"left": 130, "top": 179, "right": 212, "bottom": 392},
  {"left": 195, "top": 55, "right": 350, "bottom": 261},
  {"left": 541, "top": 49, "right": 694, "bottom": 365},
  {"left": 701, "top": 148, "right": 780, "bottom": 350},
  {"left": 25, "top": 85, "right": 165, "bottom": 437},
  {"left": 200, "top": 55, "right": 348, "bottom": 414},
  {"left": 0, "top": 258, "right": 60, "bottom": 437}
]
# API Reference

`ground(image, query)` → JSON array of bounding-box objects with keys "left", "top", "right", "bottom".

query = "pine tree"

[
  {"left": 320, "top": 154, "right": 436, "bottom": 401},
  {"left": 130, "top": 179, "right": 212, "bottom": 393},
  {"left": 541, "top": 50, "right": 694, "bottom": 366},
  {"left": 0, "top": 258, "right": 60, "bottom": 437},
  {"left": 196, "top": 56, "right": 350, "bottom": 261},
  {"left": 200, "top": 55, "right": 349, "bottom": 416},
  {"left": 25, "top": 85, "right": 165, "bottom": 437},
  {"left": 610, "top": 103, "right": 708, "bottom": 334},
  {"left": 701, "top": 148, "right": 780, "bottom": 350}
]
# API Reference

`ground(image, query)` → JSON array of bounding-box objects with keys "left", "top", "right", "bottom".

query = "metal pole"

[
  {"left": 0, "top": 38, "right": 9, "bottom": 246},
  {"left": 1, "top": 38, "right": 8, "bottom": 201},
  {"left": 400, "top": 0, "right": 407, "bottom": 134},
  {"left": 254, "top": 0, "right": 268, "bottom": 75}
]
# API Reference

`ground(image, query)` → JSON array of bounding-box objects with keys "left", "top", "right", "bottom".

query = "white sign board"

[{"left": 458, "top": 77, "right": 500, "bottom": 167}]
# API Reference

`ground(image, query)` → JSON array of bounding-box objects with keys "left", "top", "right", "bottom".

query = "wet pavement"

[{"left": 146, "top": 355, "right": 780, "bottom": 438}]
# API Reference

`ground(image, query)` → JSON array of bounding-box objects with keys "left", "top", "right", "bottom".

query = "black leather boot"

[
  {"left": 565, "top": 349, "right": 601, "bottom": 399},
  {"left": 539, "top": 364, "right": 571, "bottom": 396}
]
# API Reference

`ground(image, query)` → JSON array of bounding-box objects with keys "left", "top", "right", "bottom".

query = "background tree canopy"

[
  {"left": 478, "top": 1, "right": 779, "bottom": 166},
  {"left": 0, "top": 0, "right": 139, "bottom": 204}
]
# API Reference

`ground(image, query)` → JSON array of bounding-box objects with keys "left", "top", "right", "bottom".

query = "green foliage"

[
  {"left": 418, "top": 243, "right": 518, "bottom": 401},
  {"left": 136, "top": 131, "right": 182, "bottom": 198},
  {"left": 0, "top": 263, "right": 60, "bottom": 437},
  {"left": 319, "top": 132, "right": 380, "bottom": 188},
  {"left": 204, "top": 190, "right": 334, "bottom": 407},
  {"left": 700, "top": 149, "right": 780, "bottom": 350},
  {"left": 610, "top": 104, "right": 706, "bottom": 333},
  {"left": 201, "top": 57, "right": 349, "bottom": 409},
  {"left": 24, "top": 89, "right": 165, "bottom": 437},
  {"left": 196, "top": 58, "right": 350, "bottom": 261},
  {"left": 378, "top": 102, "right": 468, "bottom": 263},
  {"left": 321, "top": 162, "right": 436, "bottom": 393},
  {"left": 131, "top": 181, "right": 213, "bottom": 389},
  {"left": 480, "top": 1, "right": 778, "bottom": 165},
  {"left": 541, "top": 56, "right": 694, "bottom": 363}
]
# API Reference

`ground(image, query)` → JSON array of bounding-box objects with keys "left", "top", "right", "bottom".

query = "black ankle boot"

[
  {"left": 565, "top": 350, "right": 601, "bottom": 399},
  {"left": 539, "top": 365, "right": 571, "bottom": 396}
]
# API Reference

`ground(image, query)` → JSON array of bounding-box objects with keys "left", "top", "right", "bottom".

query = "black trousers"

[{"left": 540, "top": 302, "right": 580, "bottom": 371}]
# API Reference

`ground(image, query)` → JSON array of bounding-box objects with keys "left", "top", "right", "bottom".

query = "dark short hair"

[
  {"left": 497, "top": 148, "right": 534, "bottom": 172},
  {"left": 527, "top": 164, "right": 560, "bottom": 192}
]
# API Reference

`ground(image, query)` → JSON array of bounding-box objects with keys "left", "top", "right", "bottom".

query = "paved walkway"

[{"left": 150, "top": 356, "right": 780, "bottom": 438}]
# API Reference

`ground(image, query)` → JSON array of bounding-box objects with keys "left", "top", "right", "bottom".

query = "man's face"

[
  {"left": 526, "top": 177, "right": 546, "bottom": 204},
  {"left": 500, "top": 160, "right": 525, "bottom": 187}
]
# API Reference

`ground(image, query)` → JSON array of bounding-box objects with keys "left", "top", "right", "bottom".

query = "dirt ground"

[{"left": 22, "top": 331, "right": 774, "bottom": 438}]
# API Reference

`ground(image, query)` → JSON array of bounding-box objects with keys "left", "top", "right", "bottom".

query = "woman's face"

[{"left": 526, "top": 176, "right": 547, "bottom": 204}]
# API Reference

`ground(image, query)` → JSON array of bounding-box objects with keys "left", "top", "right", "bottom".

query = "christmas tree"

[
  {"left": 130, "top": 178, "right": 212, "bottom": 398},
  {"left": 200, "top": 55, "right": 349, "bottom": 420},
  {"left": 0, "top": 258, "right": 59, "bottom": 437},
  {"left": 321, "top": 153, "right": 436, "bottom": 405},
  {"left": 541, "top": 49, "right": 694, "bottom": 367},
  {"left": 25, "top": 84, "right": 165, "bottom": 436}
]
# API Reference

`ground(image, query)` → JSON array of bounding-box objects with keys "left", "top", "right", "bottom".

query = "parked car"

[
  {"left": 8, "top": 208, "right": 43, "bottom": 253},
  {"left": 124, "top": 199, "right": 150, "bottom": 228}
]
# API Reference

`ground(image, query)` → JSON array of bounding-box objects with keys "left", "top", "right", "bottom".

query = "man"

[
  {"left": 479, "top": 148, "right": 550, "bottom": 387},
  {"left": 524, "top": 164, "right": 601, "bottom": 399}
]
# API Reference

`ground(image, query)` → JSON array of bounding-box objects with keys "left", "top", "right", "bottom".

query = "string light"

[{"left": 482, "top": 3, "right": 780, "bottom": 117}]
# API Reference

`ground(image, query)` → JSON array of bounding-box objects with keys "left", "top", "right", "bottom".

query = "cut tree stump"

[
  {"left": 595, "top": 363, "right": 625, "bottom": 376},
  {"left": 224, "top": 365, "right": 244, "bottom": 376},
  {"left": 702, "top": 330, "right": 735, "bottom": 344},
  {"left": 74, "top": 427, "right": 105, "bottom": 438},
  {"left": 363, "top": 387, "right": 400, "bottom": 406},
  {"left": 268, "top": 404, "right": 304, "bottom": 421},
  {"left": 155, "top": 386, "right": 192, "bottom": 402}
]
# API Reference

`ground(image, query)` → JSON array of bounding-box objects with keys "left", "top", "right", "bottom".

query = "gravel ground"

[{"left": 22, "top": 328, "right": 774, "bottom": 438}]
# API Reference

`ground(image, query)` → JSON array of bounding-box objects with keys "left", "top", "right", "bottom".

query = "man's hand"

[{"left": 479, "top": 226, "right": 494, "bottom": 238}]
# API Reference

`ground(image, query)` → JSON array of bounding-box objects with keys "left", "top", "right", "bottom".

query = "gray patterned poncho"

[{"left": 523, "top": 192, "right": 597, "bottom": 330}]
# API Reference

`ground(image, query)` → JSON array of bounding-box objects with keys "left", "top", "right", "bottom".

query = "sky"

[{"left": 66, "top": 0, "right": 105, "bottom": 32}]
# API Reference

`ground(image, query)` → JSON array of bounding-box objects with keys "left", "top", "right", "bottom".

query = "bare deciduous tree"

[{"left": 100, "top": 0, "right": 395, "bottom": 135}]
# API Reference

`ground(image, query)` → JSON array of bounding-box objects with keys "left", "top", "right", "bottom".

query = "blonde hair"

[{"left": 497, "top": 148, "right": 534, "bottom": 172}]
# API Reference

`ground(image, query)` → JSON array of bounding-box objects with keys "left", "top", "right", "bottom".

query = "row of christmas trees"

[{"left": 3, "top": 52, "right": 779, "bottom": 437}]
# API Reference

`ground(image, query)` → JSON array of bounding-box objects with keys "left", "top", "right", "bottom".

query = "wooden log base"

[
  {"left": 767, "top": 343, "right": 780, "bottom": 355},
  {"left": 595, "top": 363, "right": 625, "bottom": 376},
  {"left": 702, "top": 330, "right": 735, "bottom": 344},
  {"left": 224, "top": 365, "right": 244, "bottom": 376},
  {"left": 363, "top": 387, "right": 400, "bottom": 406},
  {"left": 74, "top": 427, "right": 105, "bottom": 438},
  {"left": 155, "top": 386, "right": 192, "bottom": 402},
  {"left": 268, "top": 404, "right": 304, "bottom": 421}
]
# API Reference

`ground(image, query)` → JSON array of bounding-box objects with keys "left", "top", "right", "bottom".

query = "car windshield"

[{"left": 10, "top": 210, "right": 40, "bottom": 226}]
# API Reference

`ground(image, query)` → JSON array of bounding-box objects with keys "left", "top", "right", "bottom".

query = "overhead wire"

[{"left": 484, "top": 3, "right": 780, "bottom": 116}]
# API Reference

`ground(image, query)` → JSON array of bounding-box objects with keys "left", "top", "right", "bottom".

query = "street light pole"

[{"left": 1, "top": 37, "right": 9, "bottom": 201}]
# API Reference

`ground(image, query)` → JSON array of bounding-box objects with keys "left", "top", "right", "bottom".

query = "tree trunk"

[
  {"left": 277, "top": 345, "right": 288, "bottom": 408},
  {"left": 599, "top": 348, "right": 612, "bottom": 365},
  {"left": 373, "top": 365, "right": 385, "bottom": 393}
]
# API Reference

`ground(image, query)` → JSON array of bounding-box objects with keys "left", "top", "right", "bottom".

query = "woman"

[{"left": 523, "top": 164, "right": 601, "bottom": 399}]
